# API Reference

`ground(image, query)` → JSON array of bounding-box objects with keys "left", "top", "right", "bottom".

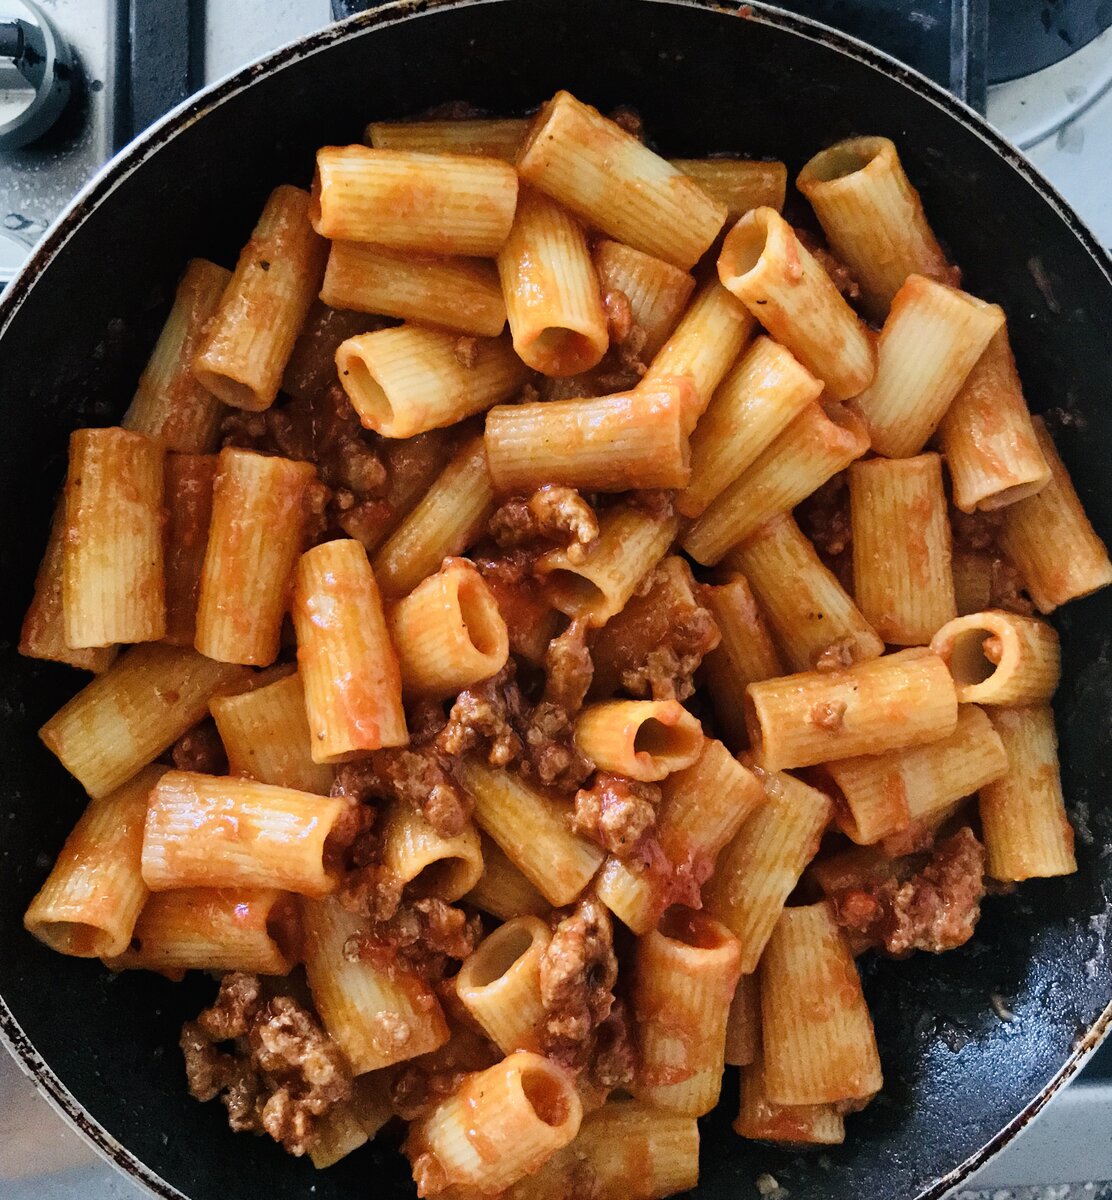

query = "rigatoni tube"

[
  {"left": 998, "top": 418, "right": 1112, "bottom": 612},
  {"left": 760, "top": 901, "right": 883, "bottom": 1106},
  {"left": 672, "top": 157, "right": 788, "bottom": 220},
  {"left": 537, "top": 502, "right": 679, "bottom": 627},
  {"left": 141, "top": 771, "right": 348, "bottom": 896},
  {"left": 379, "top": 800, "right": 483, "bottom": 903},
  {"left": 498, "top": 186, "right": 608, "bottom": 376},
  {"left": 403, "top": 1051, "right": 582, "bottom": 1196},
  {"left": 292, "top": 538, "right": 408, "bottom": 761},
  {"left": 516, "top": 90, "right": 726, "bottom": 269},
  {"left": 122, "top": 258, "right": 230, "bottom": 451},
  {"left": 728, "top": 513, "right": 883, "bottom": 671},
  {"left": 796, "top": 136, "right": 953, "bottom": 319},
  {"left": 718, "top": 206, "right": 875, "bottom": 401},
  {"left": 680, "top": 335, "right": 822, "bottom": 518},
  {"left": 464, "top": 835, "right": 549, "bottom": 921},
  {"left": 574, "top": 700, "right": 703, "bottom": 783},
  {"left": 162, "top": 453, "right": 216, "bottom": 648},
  {"left": 193, "top": 185, "right": 327, "bottom": 411},
  {"left": 980, "top": 705, "right": 1077, "bottom": 881},
  {"left": 939, "top": 328, "right": 1050, "bottom": 512},
  {"left": 311, "top": 145, "right": 518, "bottom": 256},
  {"left": 336, "top": 325, "right": 527, "bottom": 438},
  {"left": 195, "top": 447, "right": 316, "bottom": 666},
  {"left": 725, "top": 971, "right": 761, "bottom": 1068},
  {"left": 853, "top": 275, "right": 1004, "bottom": 457},
  {"left": 930, "top": 611, "right": 1060, "bottom": 706},
  {"left": 455, "top": 916, "right": 552, "bottom": 1054},
  {"left": 63, "top": 426, "right": 165, "bottom": 648},
  {"left": 301, "top": 896, "right": 448, "bottom": 1073},
  {"left": 849, "top": 452, "right": 956, "bottom": 646},
  {"left": 387, "top": 557, "right": 509, "bottom": 698},
  {"left": 744, "top": 647, "right": 958, "bottom": 771},
  {"left": 485, "top": 382, "right": 693, "bottom": 494},
  {"left": 320, "top": 240, "right": 506, "bottom": 337},
  {"left": 365, "top": 117, "right": 529, "bottom": 160},
  {"left": 591, "top": 240, "right": 695, "bottom": 360},
  {"left": 735, "top": 1055, "right": 846, "bottom": 1145},
  {"left": 631, "top": 909, "right": 742, "bottom": 1116},
  {"left": 39, "top": 644, "right": 249, "bottom": 798},
  {"left": 683, "top": 401, "right": 869, "bottom": 565},
  {"left": 23, "top": 765, "right": 165, "bottom": 958}
]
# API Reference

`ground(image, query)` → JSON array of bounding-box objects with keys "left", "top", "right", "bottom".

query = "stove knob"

[{"left": 0, "top": 0, "right": 74, "bottom": 151}]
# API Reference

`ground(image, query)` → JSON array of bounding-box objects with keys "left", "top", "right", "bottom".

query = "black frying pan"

[{"left": 2, "top": 2, "right": 1111, "bottom": 1198}]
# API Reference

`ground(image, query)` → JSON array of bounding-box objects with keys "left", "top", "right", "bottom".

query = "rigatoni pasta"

[
  {"left": 592, "top": 239, "right": 695, "bottom": 359},
  {"left": 672, "top": 157, "right": 788, "bottom": 220},
  {"left": 930, "top": 611, "right": 1060, "bottom": 706},
  {"left": 162, "top": 453, "right": 217, "bottom": 648}
]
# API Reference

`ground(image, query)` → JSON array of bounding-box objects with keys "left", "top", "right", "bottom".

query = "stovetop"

[{"left": 2, "top": 0, "right": 1112, "bottom": 1196}]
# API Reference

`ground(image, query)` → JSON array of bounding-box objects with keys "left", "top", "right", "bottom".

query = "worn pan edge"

[{"left": 1, "top": 1, "right": 1111, "bottom": 1197}]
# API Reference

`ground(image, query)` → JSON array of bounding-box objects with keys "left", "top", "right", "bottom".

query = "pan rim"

[{"left": 2, "top": 2, "right": 1111, "bottom": 1199}]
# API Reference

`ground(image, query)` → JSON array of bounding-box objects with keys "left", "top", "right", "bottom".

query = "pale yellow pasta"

[
  {"left": 379, "top": 800, "right": 484, "bottom": 903},
  {"left": 746, "top": 647, "right": 958, "bottom": 772},
  {"left": 210, "top": 670, "right": 334, "bottom": 795},
  {"left": 141, "top": 770, "right": 347, "bottom": 896},
  {"left": 998, "top": 417, "right": 1112, "bottom": 613},
  {"left": 19, "top": 497, "right": 117, "bottom": 673},
  {"left": 503, "top": 1100, "right": 699, "bottom": 1200},
  {"left": 828, "top": 703, "right": 1008, "bottom": 845},
  {"left": 63, "top": 426, "right": 165, "bottom": 649},
  {"left": 404, "top": 1051, "right": 582, "bottom": 1196},
  {"left": 683, "top": 401, "right": 869, "bottom": 565},
  {"left": 853, "top": 275, "right": 1005, "bottom": 457},
  {"left": 104, "top": 887, "right": 297, "bottom": 976},
  {"left": 700, "top": 574, "right": 784, "bottom": 750},
  {"left": 592, "top": 240, "right": 696, "bottom": 359},
  {"left": 939, "top": 327, "right": 1050, "bottom": 512},
  {"left": 735, "top": 1055, "right": 846, "bottom": 1145},
  {"left": 672, "top": 157, "right": 788, "bottom": 220},
  {"left": 365, "top": 117, "right": 529, "bottom": 160},
  {"left": 596, "top": 738, "right": 764, "bottom": 933},
  {"left": 718, "top": 206, "right": 875, "bottom": 400},
  {"left": 311, "top": 145, "right": 518, "bottom": 256},
  {"left": 387, "top": 557, "right": 509, "bottom": 698},
  {"left": 640, "top": 278, "right": 756, "bottom": 432},
  {"left": 23, "top": 765, "right": 165, "bottom": 958},
  {"left": 163, "top": 453, "right": 217, "bottom": 649},
  {"left": 320, "top": 240, "right": 507, "bottom": 337},
  {"left": 704, "top": 767, "right": 833, "bottom": 972},
  {"left": 121, "top": 258, "right": 230, "bottom": 452},
  {"left": 796, "top": 136, "right": 953, "bottom": 319},
  {"left": 498, "top": 186, "right": 609, "bottom": 376},
  {"left": 574, "top": 699, "right": 703, "bottom": 783},
  {"left": 980, "top": 705, "right": 1077, "bottom": 881},
  {"left": 930, "top": 611, "right": 1060, "bottom": 706},
  {"left": 727, "top": 513, "right": 883, "bottom": 671},
  {"left": 336, "top": 325, "right": 528, "bottom": 438},
  {"left": 195, "top": 447, "right": 316, "bottom": 667},
  {"left": 39, "top": 644, "right": 249, "bottom": 798},
  {"left": 459, "top": 758, "right": 604, "bottom": 907},
  {"left": 537, "top": 502, "right": 679, "bottom": 627},
  {"left": 301, "top": 896, "right": 448, "bottom": 1074},
  {"left": 455, "top": 915, "right": 551, "bottom": 1054},
  {"left": 516, "top": 90, "right": 726, "bottom": 269},
  {"left": 464, "top": 834, "right": 549, "bottom": 921},
  {"left": 193, "top": 185, "right": 327, "bottom": 412},
  {"left": 373, "top": 433, "right": 495, "bottom": 598},
  {"left": 849, "top": 452, "right": 956, "bottom": 645},
  {"left": 761, "top": 901, "right": 883, "bottom": 1106},
  {"left": 309, "top": 1073, "right": 395, "bottom": 1170},
  {"left": 293, "top": 538, "right": 408, "bottom": 761},
  {"left": 485, "top": 382, "right": 692, "bottom": 494},
  {"left": 680, "top": 335, "right": 823, "bottom": 518},
  {"left": 725, "top": 970, "right": 760, "bottom": 1068},
  {"left": 631, "top": 909, "right": 742, "bottom": 1116}
]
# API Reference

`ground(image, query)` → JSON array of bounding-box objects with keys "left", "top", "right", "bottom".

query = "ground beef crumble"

[
  {"left": 181, "top": 973, "right": 352, "bottom": 1156},
  {"left": 489, "top": 485, "right": 599, "bottom": 564},
  {"left": 331, "top": 748, "right": 472, "bottom": 840},
  {"left": 572, "top": 771, "right": 661, "bottom": 857},
  {"left": 830, "top": 827, "right": 987, "bottom": 955},
  {"left": 345, "top": 898, "right": 482, "bottom": 984},
  {"left": 543, "top": 619, "right": 594, "bottom": 713}
]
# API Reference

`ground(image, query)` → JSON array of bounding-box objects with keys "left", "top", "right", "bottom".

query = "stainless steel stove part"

[{"left": 0, "top": 2, "right": 74, "bottom": 150}]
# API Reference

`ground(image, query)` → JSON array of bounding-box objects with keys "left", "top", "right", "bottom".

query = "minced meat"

[{"left": 572, "top": 772, "right": 661, "bottom": 857}]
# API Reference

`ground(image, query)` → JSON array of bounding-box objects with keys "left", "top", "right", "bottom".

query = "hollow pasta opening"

[
  {"left": 634, "top": 717, "right": 676, "bottom": 757},
  {"left": 342, "top": 357, "right": 393, "bottom": 430},
  {"left": 543, "top": 569, "right": 607, "bottom": 616},
  {"left": 660, "top": 907, "right": 727, "bottom": 951},
  {"left": 802, "top": 137, "right": 886, "bottom": 184},
  {"left": 521, "top": 1064, "right": 571, "bottom": 1127},
  {"left": 35, "top": 920, "right": 107, "bottom": 958},
  {"left": 408, "top": 856, "right": 471, "bottom": 902},
  {"left": 720, "top": 212, "right": 771, "bottom": 279},
  {"left": 456, "top": 572, "right": 504, "bottom": 658},
  {"left": 529, "top": 326, "right": 598, "bottom": 375},
  {"left": 194, "top": 368, "right": 258, "bottom": 411},
  {"left": 946, "top": 627, "right": 1001, "bottom": 687},
  {"left": 465, "top": 921, "right": 537, "bottom": 988}
]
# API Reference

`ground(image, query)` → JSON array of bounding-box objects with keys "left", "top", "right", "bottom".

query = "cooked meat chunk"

[
  {"left": 437, "top": 664, "right": 525, "bottom": 766},
  {"left": 811, "top": 636, "right": 858, "bottom": 673},
  {"left": 603, "top": 288, "right": 634, "bottom": 345},
  {"left": 330, "top": 747, "right": 472, "bottom": 839},
  {"left": 489, "top": 486, "right": 598, "bottom": 563},
  {"left": 171, "top": 718, "right": 228, "bottom": 774},
  {"left": 181, "top": 973, "right": 352, "bottom": 1156},
  {"left": 345, "top": 898, "right": 482, "bottom": 983},
  {"left": 543, "top": 619, "right": 594, "bottom": 714},
  {"left": 521, "top": 700, "right": 595, "bottom": 791},
  {"left": 572, "top": 771, "right": 661, "bottom": 857},
  {"left": 830, "top": 827, "right": 987, "bottom": 956}
]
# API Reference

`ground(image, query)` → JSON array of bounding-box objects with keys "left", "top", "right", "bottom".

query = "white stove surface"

[{"left": 2, "top": 2, "right": 1111, "bottom": 1197}]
